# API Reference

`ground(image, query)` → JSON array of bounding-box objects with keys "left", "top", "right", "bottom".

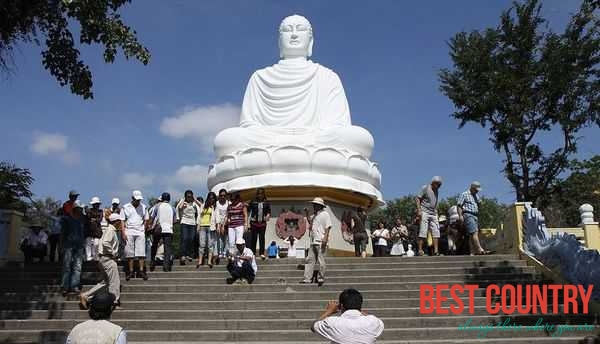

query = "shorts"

[
  {"left": 125, "top": 234, "right": 146, "bottom": 258},
  {"left": 419, "top": 212, "right": 440, "bottom": 239},
  {"left": 464, "top": 213, "right": 479, "bottom": 234}
]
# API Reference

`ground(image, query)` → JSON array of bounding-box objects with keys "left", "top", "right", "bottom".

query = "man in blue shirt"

[{"left": 457, "top": 181, "right": 490, "bottom": 255}]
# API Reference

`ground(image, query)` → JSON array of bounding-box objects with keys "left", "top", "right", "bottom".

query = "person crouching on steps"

[
  {"left": 226, "top": 239, "right": 257, "bottom": 284},
  {"left": 79, "top": 213, "right": 121, "bottom": 309}
]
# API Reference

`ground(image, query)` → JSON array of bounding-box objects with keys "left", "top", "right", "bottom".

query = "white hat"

[
  {"left": 111, "top": 198, "right": 120, "bottom": 205},
  {"left": 90, "top": 196, "right": 101, "bottom": 205},
  {"left": 432, "top": 176, "right": 443, "bottom": 183},
  {"left": 235, "top": 238, "right": 246, "bottom": 245},
  {"left": 309, "top": 197, "right": 326, "bottom": 207},
  {"left": 471, "top": 181, "right": 482, "bottom": 191},
  {"left": 108, "top": 213, "right": 122, "bottom": 222},
  {"left": 132, "top": 190, "right": 144, "bottom": 200},
  {"left": 74, "top": 200, "right": 84, "bottom": 208}
]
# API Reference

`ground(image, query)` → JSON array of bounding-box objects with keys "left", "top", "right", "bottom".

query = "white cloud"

[
  {"left": 159, "top": 103, "right": 239, "bottom": 149},
  {"left": 172, "top": 164, "right": 208, "bottom": 188},
  {"left": 120, "top": 172, "right": 155, "bottom": 190},
  {"left": 30, "top": 131, "right": 80, "bottom": 165}
]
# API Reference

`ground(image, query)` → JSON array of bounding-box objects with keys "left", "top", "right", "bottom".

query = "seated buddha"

[
  {"left": 213, "top": 14, "right": 374, "bottom": 159},
  {"left": 209, "top": 14, "right": 382, "bottom": 204}
]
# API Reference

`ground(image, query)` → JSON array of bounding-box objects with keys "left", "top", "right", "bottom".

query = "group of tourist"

[{"left": 348, "top": 176, "right": 491, "bottom": 258}]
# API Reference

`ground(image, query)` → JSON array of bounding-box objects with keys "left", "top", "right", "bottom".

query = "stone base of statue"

[{"left": 227, "top": 187, "right": 375, "bottom": 255}]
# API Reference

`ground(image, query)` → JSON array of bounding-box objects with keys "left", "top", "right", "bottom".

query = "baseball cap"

[
  {"left": 90, "top": 196, "right": 101, "bottom": 205},
  {"left": 132, "top": 190, "right": 144, "bottom": 200},
  {"left": 111, "top": 198, "right": 120, "bottom": 205},
  {"left": 471, "top": 181, "right": 482, "bottom": 191},
  {"left": 431, "top": 176, "right": 443, "bottom": 183},
  {"left": 235, "top": 238, "right": 246, "bottom": 245},
  {"left": 68, "top": 190, "right": 79, "bottom": 197}
]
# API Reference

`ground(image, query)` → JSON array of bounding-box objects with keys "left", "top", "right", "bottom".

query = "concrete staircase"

[{"left": 0, "top": 254, "right": 597, "bottom": 343}]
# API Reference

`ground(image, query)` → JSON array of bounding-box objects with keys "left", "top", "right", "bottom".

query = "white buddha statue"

[
  {"left": 213, "top": 14, "right": 374, "bottom": 158},
  {"left": 209, "top": 14, "right": 382, "bottom": 204}
]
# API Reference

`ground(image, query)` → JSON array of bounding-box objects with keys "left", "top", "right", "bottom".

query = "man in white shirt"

[
  {"left": 150, "top": 193, "right": 177, "bottom": 272},
  {"left": 226, "top": 238, "right": 258, "bottom": 284},
  {"left": 122, "top": 190, "right": 149, "bottom": 281},
  {"left": 312, "top": 288, "right": 384, "bottom": 344},
  {"left": 67, "top": 292, "right": 126, "bottom": 344},
  {"left": 301, "top": 197, "right": 331, "bottom": 285},
  {"left": 21, "top": 222, "right": 48, "bottom": 263}
]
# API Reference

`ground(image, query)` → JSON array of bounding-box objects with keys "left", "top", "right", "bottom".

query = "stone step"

[
  {"left": 0, "top": 265, "right": 537, "bottom": 278},
  {"left": 3, "top": 289, "right": 578, "bottom": 303},
  {"left": 0, "top": 296, "right": 577, "bottom": 311},
  {"left": 2, "top": 305, "right": 590, "bottom": 320},
  {"left": 0, "top": 259, "right": 528, "bottom": 271},
  {"left": 126, "top": 339, "right": 595, "bottom": 344},
  {"left": 0, "top": 274, "right": 544, "bottom": 287},
  {"left": 1, "top": 254, "right": 519, "bottom": 267},
  {"left": 1, "top": 314, "right": 597, "bottom": 331},
  {"left": 0, "top": 280, "right": 549, "bottom": 294},
  {"left": 0, "top": 326, "right": 597, "bottom": 342}
]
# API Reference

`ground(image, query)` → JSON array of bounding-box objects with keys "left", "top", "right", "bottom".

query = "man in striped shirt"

[{"left": 457, "top": 181, "right": 490, "bottom": 255}]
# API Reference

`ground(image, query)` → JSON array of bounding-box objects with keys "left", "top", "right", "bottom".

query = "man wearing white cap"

[
  {"left": 415, "top": 176, "right": 443, "bottom": 256},
  {"left": 122, "top": 190, "right": 149, "bottom": 281},
  {"left": 104, "top": 198, "right": 125, "bottom": 260},
  {"left": 457, "top": 181, "right": 490, "bottom": 255},
  {"left": 226, "top": 238, "right": 257, "bottom": 284},
  {"left": 85, "top": 197, "right": 103, "bottom": 262},
  {"left": 80, "top": 213, "right": 122, "bottom": 309},
  {"left": 301, "top": 197, "right": 331, "bottom": 285}
]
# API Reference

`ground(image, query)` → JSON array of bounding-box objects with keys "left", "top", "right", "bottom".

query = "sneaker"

[
  {"left": 260, "top": 255, "right": 266, "bottom": 260},
  {"left": 299, "top": 279, "right": 311, "bottom": 284},
  {"left": 226, "top": 277, "right": 235, "bottom": 284}
]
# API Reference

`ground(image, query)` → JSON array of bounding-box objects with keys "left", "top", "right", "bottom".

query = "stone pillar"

[
  {"left": 0, "top": 209, "right": 24, "bottom": 261},
  {"left": 580, "top": 204, "right": 600, "bottom": 251}
]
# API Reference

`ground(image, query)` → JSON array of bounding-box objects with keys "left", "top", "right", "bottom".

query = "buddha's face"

[{"left": 279, "top": 15, "right": 313, "bottom": 59}]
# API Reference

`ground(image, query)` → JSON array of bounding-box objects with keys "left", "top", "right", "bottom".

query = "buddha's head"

[{"left": 278, "top": 14, "right": 313, "bottom": 59}]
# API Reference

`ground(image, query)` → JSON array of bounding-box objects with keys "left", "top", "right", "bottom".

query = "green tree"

[
  {"left": 0, "top": 161, "right": 34, "bottom": 211},
  {"left": 0, "top": 0, "right": 150, "bottom": 99},
  {"left": 439, "top": 0, "right": 600, "bottom": 204},
  {"left": 540, "top": 155, "right": 600, "bottom": 226},
  {"left": 369, "top": 195, "right": 418, "bottom": 228},
  {"left": 27, "top": 197, "right": 62, "bottom": 227}
]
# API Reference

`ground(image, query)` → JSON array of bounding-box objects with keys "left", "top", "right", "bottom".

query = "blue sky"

[{"left": 1, "top": 0, "right": 598, "bottom": 206}]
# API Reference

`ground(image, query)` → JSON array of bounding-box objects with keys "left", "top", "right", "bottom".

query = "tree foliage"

[
  {"left": 540, "top": 155, "right": 600, "bottom": 226},
  {"left": 439, "top": 0, "right": 600, "bottom": 204},
  {"left": 0, "top": 161, "right": 34, "bottom": 211},
  {"left": 0, "top": 0, "right": 150, "bottom": 99},
  {"left": 27, "top": 197, "right": 62, "bottom": 227}
]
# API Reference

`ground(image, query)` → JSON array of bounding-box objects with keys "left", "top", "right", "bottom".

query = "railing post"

[
  {"left": 580, "top": 204, "right": 600, "bottom": 251},
  {"left": 0, "top": 209, "right": 25, "bottom": 262},
  {"left": 496, "top": 202, "right": 527, "bottom": 254}
]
